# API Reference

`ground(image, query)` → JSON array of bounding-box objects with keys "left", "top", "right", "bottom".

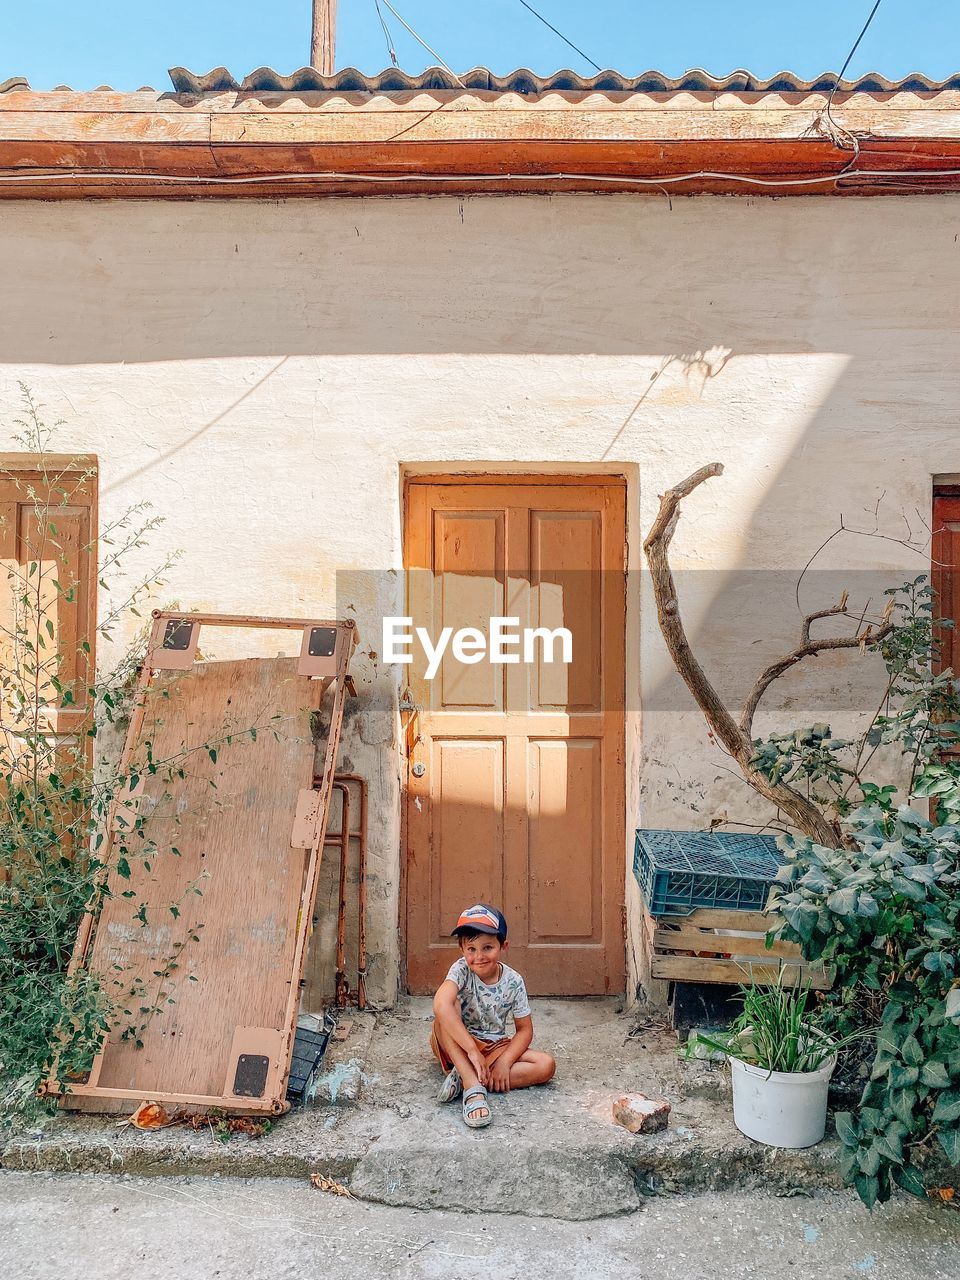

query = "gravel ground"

[{"left": 1, "top": 1172, "right": 958, "bottom": 1280}]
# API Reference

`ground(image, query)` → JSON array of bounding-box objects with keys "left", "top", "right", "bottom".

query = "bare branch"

[
  {"left": 740, "top": 596, "right": 895, "bottom": 736},
  {"left": 644, "top": 463, "right": 844, "bottom": 849},
  {"left": 801, "top": 594, "right": 848, "bottom": 646}
]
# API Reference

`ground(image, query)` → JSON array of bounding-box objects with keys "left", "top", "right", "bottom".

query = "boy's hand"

[
  {"left": 488, "top": 1057, "right": 512, "bottom": 1093},
  {"left": 468, "top": 1048, "right": 488, "bottom": 1086}
]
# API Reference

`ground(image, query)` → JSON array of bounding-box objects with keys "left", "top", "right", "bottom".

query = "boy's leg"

[
  {"left": 505, "top": 1049, "right": 556, "bottom": 1090},
  {"left": 432, "top": 1021, "right": 488, "bottom": 1119}
]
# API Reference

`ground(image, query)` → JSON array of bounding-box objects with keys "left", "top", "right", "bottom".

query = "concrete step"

[
  {"left": 0, "top": 1000, "right": 903, "bottom": 1220},
  {"left": 2, "top": 1096, "right": 849, "bottom": 1220}
]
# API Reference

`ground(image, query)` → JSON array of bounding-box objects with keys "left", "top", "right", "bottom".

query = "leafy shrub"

[
  {"left": 757, "top": 579, "right": 960, "bottom": 1205},
  {"left": 773, "top": 807, "right": 960, "bottom": 1205},
  {"left": 0, "top": 391, "right": 173, "bottom": 1107}
]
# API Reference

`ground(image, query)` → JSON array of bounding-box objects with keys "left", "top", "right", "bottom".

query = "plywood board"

[
  {"left": 50, "top": 612, "right": 356, "bottom": 1115},
  {"left": 59, "top": 656, "right": 319, "bottom": 1111}
]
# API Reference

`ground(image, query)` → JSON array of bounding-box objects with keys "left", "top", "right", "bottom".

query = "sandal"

[
  {"left": 462, "top": 1084, "right": 490, "bottom": 1129},
  {"left": 437, "top": 1067, "right": 462, "bottom": 1104}
]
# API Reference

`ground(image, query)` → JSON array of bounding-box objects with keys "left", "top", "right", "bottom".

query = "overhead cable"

[
  {"left": 516, "top": 0, "right": 602, "bottom": 74},
  {"left": 377, "top": 0, "right": 466, "bottom": 87},
  {"left": 824, "top": 0, "right": 884, "bottom": 153},
  {"left": 373, "top": 0, "right": 399, "bottom": 68}
]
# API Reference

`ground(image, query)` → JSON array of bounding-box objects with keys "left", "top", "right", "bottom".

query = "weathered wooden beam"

[
  {"left": 311, "top": 0, "right": 337, "bottom": 76},
  {"left": 2, "top": 87, "right": 960, "bottom": 198}
]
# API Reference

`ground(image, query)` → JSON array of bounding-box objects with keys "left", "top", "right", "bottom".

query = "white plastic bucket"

[{"left": 729, "top": 1050, "right": 836, "bottom": 1149}]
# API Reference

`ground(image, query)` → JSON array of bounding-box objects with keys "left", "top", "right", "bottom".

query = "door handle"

[{"left": 400, "top": 688, "right": 422, "bottom": 756}]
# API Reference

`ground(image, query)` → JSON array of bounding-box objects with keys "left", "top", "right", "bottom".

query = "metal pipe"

[
  {"left": 331, "top": 782, "right": 350, "bottom": 1007},
  {"left": 339, "top": 773, "right": 368, "bottom": 1010},
  {"left": 319, "top": 772, "right": 368, "bottom": 1009}
]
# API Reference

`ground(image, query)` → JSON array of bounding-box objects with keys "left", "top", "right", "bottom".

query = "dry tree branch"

[
  {"left": 643, "top": 462, "right": 845, "bottom": 849},
  {"left": 739, "top": 592, "right": 896, "bottom": 737}
]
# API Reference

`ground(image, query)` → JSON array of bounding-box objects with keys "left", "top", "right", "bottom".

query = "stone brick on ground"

[{"left": 612, "top": 1093, "right": 671, "bottom": 1134}]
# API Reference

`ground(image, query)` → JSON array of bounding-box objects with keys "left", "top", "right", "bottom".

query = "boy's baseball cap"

[{"left": 451, "top": 903, "right": 507, "bottom": 941}]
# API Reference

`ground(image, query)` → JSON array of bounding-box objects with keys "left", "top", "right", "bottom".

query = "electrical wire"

[
  {"left": 515, "top": 0, "right": 602, "bottom": 74},
  {"left": 823, "top": 0, "right": 884, "bottom": 155},
  {"left": 1, "top": 166, "right": 957, "bottom": 189},
  {"left": 373, "top": 0, "right": 399, "bottom": 68},
  {"left": 377, "top": 0, "right": 466, "bottom": 87},
  {"left": 829, "top": 0, "right": 884, "bottom": 108}
]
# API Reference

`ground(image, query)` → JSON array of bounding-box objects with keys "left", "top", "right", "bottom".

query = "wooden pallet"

[{"left": 647, "top": 907, "right": 832, "bottom": 990}]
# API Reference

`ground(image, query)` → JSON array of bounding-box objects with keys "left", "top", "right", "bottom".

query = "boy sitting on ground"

[{"left": 431, "top": 903, "right": 556, "bottom": 1129}]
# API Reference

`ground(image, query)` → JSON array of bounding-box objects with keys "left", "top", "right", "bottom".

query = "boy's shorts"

[{"left": 430, "top": 1026, "right": 511, "bottom": 1073}]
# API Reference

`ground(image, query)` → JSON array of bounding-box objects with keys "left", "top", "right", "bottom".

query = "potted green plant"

[{"left": 695, "top": 977, "right": 861, "bottom": 1149}]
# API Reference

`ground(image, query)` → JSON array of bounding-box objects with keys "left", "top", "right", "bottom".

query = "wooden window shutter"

[
  {"left": 932, "top": 489, "right": 960, "bottom": 680},
  {"left": 0, "top": 454, "right": 99, "bottom": 768}
]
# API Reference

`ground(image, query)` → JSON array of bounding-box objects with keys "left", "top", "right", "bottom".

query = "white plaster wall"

[{"left": 1, "top": 193, "right": 958, "bottom": 1006}]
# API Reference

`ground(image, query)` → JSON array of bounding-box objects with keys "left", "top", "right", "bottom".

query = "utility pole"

[{"left": 310, "top": 0, "right": 337, "bottom": 75}]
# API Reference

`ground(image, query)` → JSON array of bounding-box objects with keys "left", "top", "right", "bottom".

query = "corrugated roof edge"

[
  {"left": 5, "top": 66, "right": 960, "bottom": 96},
  {"left": 164, "top": 65, "right": 960, "bottom": 94}
]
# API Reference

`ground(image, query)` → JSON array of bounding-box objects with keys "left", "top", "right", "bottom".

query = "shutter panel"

[
  {"left": 933, "top": 491, "right": 960, "bottom": 680},
  {"left": 0, "top": 455, "right": 98, "bottom": 778}
]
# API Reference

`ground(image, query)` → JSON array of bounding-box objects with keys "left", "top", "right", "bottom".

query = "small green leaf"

[
  {"left": 921, "top": 1060, "right": 951, "bottom": 1089},
  {"left": 835, "top": 1112, "right": 859, "bottom": 1147},
  {"left": 858, "top": 1144, "right": 882, "bottom": 1177},
  {"left": 933, "top": 1091, "right": 960, "bottom": 1124},
  {"left": 890, "top": 1088, "right": 918, "bottom": 1126},
  {"left": 892, "top": 1165, "right": 927, "bottom": 1198},
  {"left": 936, "top": 1126, "right": 960, "bottom": 1166},
  {"left": 854, "top": 1173, "right": 880, "bottom": 1210},
  {"left": 890, "top": 1063, "right": 920, "bottom": 1088},
  {"left": 901, "top": 1035, "right": 924, "bottom": 1067}
]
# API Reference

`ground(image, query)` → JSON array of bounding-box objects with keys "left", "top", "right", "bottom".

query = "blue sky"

[{"left": 3, "top": 1, "right": 958, "bottom": 91}]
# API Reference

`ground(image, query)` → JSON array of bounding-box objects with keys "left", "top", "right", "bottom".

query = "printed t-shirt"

[{"left": 444, "top": 957, "right": 531, "bottom": 1042}]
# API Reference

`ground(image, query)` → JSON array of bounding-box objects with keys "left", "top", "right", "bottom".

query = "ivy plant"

[
  {"left": 0, "top": 390, "right": 262, "bottom": 1115},
  {"left": 759, "top": 579, "right": 960, "bottom": 1206}
]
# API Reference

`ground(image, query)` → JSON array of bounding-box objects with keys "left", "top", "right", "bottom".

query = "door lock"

[{"left": 411, "top": 762, "right": 426, "bottom": 778}]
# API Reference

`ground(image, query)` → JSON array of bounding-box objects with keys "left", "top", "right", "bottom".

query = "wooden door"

[{"left": 403, "top": 477, "right": 626, "bottom": 995}]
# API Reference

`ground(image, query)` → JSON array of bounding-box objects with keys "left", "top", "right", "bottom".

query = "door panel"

[
  {"left": 404, "top": 477, "right": 625, "bottom": 996},
  {"left": 432, "top": 737, "right": 505, "bottom": 946},
  {"left": 530, "top": 509, "right": 602, "bottom": 710},
  {"left": 435, "top": 510, "right": 505, "bottom": 710},
  {"left": 527, "top": 737, "right": 601, "bottom": 942}
]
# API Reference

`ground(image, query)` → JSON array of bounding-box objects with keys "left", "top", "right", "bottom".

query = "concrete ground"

[
  {"left": 2, "top": 1172, "right": 959, "bottom": 1280},
  {"left": 1, "top": 1000, "right": 950, "bottom": 1219}
]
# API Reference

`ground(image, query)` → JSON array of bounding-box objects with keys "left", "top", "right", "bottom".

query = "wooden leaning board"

[
  {"left": 46, "top": 610, "right": 357, "bottom": 1115},
  {"left": 647, "top": 907, "right": 832, "bottom": 990}
]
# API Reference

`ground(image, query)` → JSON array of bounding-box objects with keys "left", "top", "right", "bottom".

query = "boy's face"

[{"left": 459, "top": 932, "right": 504, "bottom": 981}]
